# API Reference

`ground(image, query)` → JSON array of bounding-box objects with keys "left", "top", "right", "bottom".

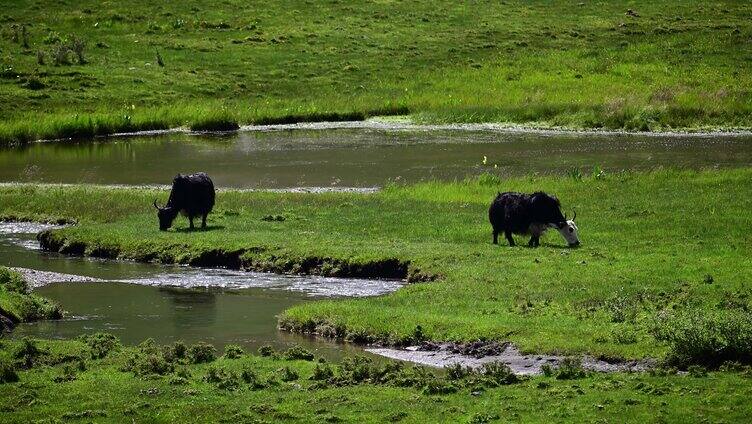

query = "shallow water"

[
  {"left": 2, "top": 127, "right": 751, "bottom": 188},
  {"left": 0, "top": 223, "right": 396, "bottom": 358}
]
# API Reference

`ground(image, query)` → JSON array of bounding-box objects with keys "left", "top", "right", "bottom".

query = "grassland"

[
  {"left": 1, "top": 336, "right": 752, "bottom": 423},
  {"left": 1, "top": 1, "right": 751, "bottom": 144},
  {"left": 1, "top": 169, "right": 751, "bottom": 363}
]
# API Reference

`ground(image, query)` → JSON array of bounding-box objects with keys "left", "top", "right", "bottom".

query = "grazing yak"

[
  {"left": 489, "top": 191, "right": 580, "bottom": 247},
  {"left": 154, "top": 172, "right": 215, "bottom": 231}
]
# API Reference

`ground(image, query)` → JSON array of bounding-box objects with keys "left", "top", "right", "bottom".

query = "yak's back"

[
  {"left": 168, "top": 172, "right": 215, "bottom": 214},
  {"left": 489, "top": 192, "right": 532, "bottom": 230}
]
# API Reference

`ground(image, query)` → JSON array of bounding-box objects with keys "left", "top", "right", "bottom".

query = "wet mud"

[{"left": 367, "top": 342, "right": 653, "bottom": 376}]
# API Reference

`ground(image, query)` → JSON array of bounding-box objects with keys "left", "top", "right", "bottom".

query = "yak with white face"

[
  {"left": 489, "top": 191, "right": 580, "bottom": 247},
  {"left": 554, "top": 219, "right": 580, "bottom": 246}
]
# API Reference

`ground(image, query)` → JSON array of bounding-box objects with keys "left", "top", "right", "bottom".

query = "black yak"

[
  {"left": 488, "top": 191, "right": 580, "bottom": 247},
  {"left": 154, "top": 172, "right": 215, "bottom": 231}
]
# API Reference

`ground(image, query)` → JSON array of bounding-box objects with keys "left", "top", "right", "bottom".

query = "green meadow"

[
  {"left": 1, "top": 169, "right": 751, "bottom": 364},
  {"left": 2, "top": 0, "right": 752, "bottom": 144},
  {"left": 2, "top": 336, "right": 751, "bottom": 423}
]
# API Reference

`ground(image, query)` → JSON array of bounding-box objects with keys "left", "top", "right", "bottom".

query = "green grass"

[
  {"left": 1, "top": 169, "right": 751, "bottom": 361},
  {"left": 0, "top": 267, "right": 61, "bottom": 325},
  {"left": 1, "top": 337, "right": 752, "bottom": 423},
  {"left": 1, "top": 1, "right": 752, "bottom": 144}
]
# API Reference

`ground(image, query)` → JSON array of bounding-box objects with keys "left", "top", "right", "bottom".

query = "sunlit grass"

[{"left": 1, "top": 169, "right": 750, "bottom": 359}]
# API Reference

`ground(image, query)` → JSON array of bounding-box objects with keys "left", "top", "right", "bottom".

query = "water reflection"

[{"left": 1, "top": 128, "right": 750, "bottom": 188}]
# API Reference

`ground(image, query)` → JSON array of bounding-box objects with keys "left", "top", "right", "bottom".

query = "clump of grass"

[
  {"left": 542, "top": 357, "right": 588, "bottom": 380},
  {"left": 310, "top": 363, "right": 334, "bottom": 381},
  {"left": 9, "top": 24, "right": 28, "bottom": 47},
  {"left": 20, "top": 24, "right": 29, "bottom": 48},
  {"left": 566, "top": 167, "right": 584, "bottom": 181},
  {"left": 53, "top": 363, "right": 82, "bottom": 383},
  {"left": 69, "top": 35, "right": 86, "bottom": 64},
  {"left": 612, "top": 327, "right": 638, "bottom": 345},
  {"left": 42, "top": 31, "right": 61, "bottom": 45},
  {"left": 653, "top": 310, "right": 752, "bottom": 368},
  {"left": 155, "top": 49, "right": 164, "bottom": 67},
  {"left": 50, "top": 43, "right": 70, "bottom": 66},
  {"left": 78, "top": 332, "right": 120, "bottom": 359},
  {"left": 0, "top": 357, "right": 19, "bottom": 384},
  {"left": 204, "top": 366, "right": 241, "bottom": 391},
  {"left": 257, "top": 345, "right": 276, "bottom": 357},
  {"left": 478, "top": 361, "right": 520, "bottom": 385},
  {"left": 445, "top": 363, "right": 472, "bottom": 380},
  {"left": 121, "top": 339, "right": 175, "bottom": 376},
  {"left": 241, "top": 367, "right": 267, "bottom": 389},
  {"left": 13, "top": 338, "right": 46, "bottom": 369},
  {"left": 277, "top": 366, "right": 299, "bottom": 382},
  {"left": 187, "top": 342, "right": 216, "bottom": 364},
  {"left": 283, "top": 345, "right": 314, "bottom": 361},
  {"left": 172, "top": 341, "right": 187, "bottom": 359},
  {"left": 222, "top": 344, "right": 244, "bottom": 359}
]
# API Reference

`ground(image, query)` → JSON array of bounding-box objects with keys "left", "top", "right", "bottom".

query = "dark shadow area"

[{"left": 172, "top": 225, "right": 225, "bottom": 233}]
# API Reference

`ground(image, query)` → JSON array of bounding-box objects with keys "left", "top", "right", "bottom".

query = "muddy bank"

[
  {"left": 36, "top": 229, "right": 433, "bottom": 282},
  {"left": 367, "top": 342, "right": 653, "bottom": 376}
]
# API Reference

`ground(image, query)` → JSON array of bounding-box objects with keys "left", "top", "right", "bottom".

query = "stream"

[
  {"left": 2, "top": 126, "right": 751, "bottom": 189},
  {"left": 1, "top": 222, "right": 400, "bottom": 360}
]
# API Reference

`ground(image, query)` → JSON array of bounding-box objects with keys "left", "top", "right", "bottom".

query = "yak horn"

[
  {"left": 572, "top": 210, "right": 577, "bottom": 221},
  {"left": 153, "top": 199, "right": 160, "bottom": 209}
]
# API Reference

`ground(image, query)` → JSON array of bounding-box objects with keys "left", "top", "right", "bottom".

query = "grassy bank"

[
  {"left": 1, "top": 169, "right": 751, "bottom": 362},
  {"left": 1, "top": 1, "right": 751, "bottom": 144},
  {"left": 1, "top": 336, "right": 751, "bottom": 422},
  {"left": 0, "top": 267, "right": 61, "bottom": 332}
]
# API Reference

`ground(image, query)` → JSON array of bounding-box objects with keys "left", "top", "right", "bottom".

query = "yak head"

[
  {"left": 154, "top": 200, "right": 178, "bottom": 231},
  {"left": 554, "top": 210, "right": 580, "bottom": 247}
]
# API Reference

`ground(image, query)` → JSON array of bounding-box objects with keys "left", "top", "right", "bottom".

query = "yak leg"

[
  {"left": 505, "top": 230, "right": 515, "bottom": 247},
  {"left": 201, "top": 214, "right": 207, "bottom": 228},
  {"left": 528, "top": 235, "right": 538, "bottom": 247},
  {"left": 492, "top": 230, "right": 499, "bottom": 245},
  {"left": 189, "top": 216, "right": 195, "bottom": 230}
]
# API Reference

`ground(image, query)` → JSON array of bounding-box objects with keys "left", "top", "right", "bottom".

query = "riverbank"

[
  {"left": 2, "top": 337, "right": 750, "bottom": 422},
  {"left": 0, "top": 267, "right": 62, "bottom": 332},
  {"left": 1, "top": 169, "right": 750, "bottom": 363},
  {"left": 2, "top": 1, "right": 751, "bottom": 145}
]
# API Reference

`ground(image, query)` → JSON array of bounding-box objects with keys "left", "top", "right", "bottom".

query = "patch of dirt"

[{"left": 367, "top": 342, "right": 654, "bottom": 376}]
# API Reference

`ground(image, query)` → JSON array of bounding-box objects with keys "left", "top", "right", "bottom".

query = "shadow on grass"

[{"left": 172, "top": 225, "right": 225, "bottom": 233}]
